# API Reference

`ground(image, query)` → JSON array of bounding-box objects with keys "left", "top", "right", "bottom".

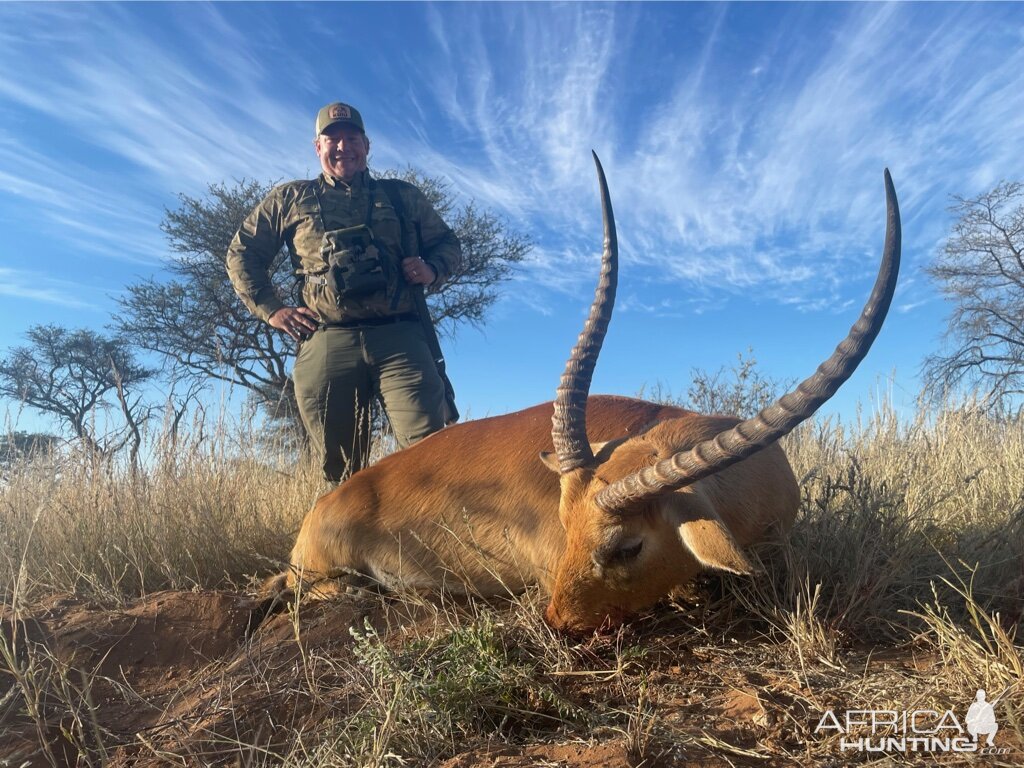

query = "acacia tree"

[
  {"left": 114, "top": 171, "right": 530, "bottom": 433},
  {"left": 380, "top": 168, "right": 532, "bottom": 332},
  {"left": 639, "top": 349, "right": 794, "bottom": 418},
  {"left": 114, "top": 180, "right": 298, "bottom": 427},
  {"left": 0, "top": 432, "right": 60, "bottom": 480},
  {"left": 0, "top": 326, "right": 154, "bottom": 456},
  {"left": 923, "top": 181, "right": 1024, "bottom": 409}
]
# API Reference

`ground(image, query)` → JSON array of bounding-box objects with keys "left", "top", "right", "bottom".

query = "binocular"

[{"left": 321, "top": 225, "right": 388, "bottom": 302}]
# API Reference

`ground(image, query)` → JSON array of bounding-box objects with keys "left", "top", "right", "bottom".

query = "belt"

[{"left": 321, "top": 313, "right": 418, "bottom": 329}]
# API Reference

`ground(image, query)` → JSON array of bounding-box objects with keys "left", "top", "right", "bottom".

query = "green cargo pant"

[{"left": 292, "top": 320, "right": 447, "bottom": 482}]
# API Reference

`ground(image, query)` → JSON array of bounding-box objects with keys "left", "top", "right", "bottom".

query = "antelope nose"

[{"left": 543, "top": 601, "right": 562, "bottom": 628}]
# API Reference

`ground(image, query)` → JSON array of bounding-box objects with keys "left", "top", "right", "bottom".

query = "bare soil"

[{"left": 0, "top": 590, "right": 1017, "bottom": 767}]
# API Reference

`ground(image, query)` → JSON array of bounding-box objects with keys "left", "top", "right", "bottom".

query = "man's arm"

[
  {"left": 408, "top": 187, "right": 462, "bottom": 288},
  {"left": 226, "top": 188, "right": 318, "bottom": 340}
]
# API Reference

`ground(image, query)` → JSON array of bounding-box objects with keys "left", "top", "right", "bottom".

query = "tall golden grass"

[{"left": 0, "top": 413, "right": 324, "bottom": 603}]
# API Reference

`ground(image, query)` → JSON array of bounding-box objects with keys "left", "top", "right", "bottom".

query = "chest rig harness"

[
  {"left": 306, "top": 178, "right": 398, "bottom": 307},
  {"left": 302, "top": 177, "right": 460, "bottom": 424}
]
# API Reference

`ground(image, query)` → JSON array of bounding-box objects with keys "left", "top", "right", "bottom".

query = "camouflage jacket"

[{"left": 226, "top": 171, "right": 461, "bottom": 323}]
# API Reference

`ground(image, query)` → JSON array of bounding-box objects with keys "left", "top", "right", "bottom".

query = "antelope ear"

[
  {"left": 539, "top": 442, "right": 612, "bottom": 473},
  {"left": 670, "top": 501, "right": 756, "bottom": 575},
  {"left": 538, "top": 451, "right": 560, "bottom": 472}
]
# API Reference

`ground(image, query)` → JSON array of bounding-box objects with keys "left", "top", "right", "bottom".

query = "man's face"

[{"left": 314, "top": 123, "right": 369, "bottom": 180}]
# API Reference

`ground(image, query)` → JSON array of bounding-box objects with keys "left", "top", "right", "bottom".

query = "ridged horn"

[
  {"left": 595, "top": 169, "right": 901, "bottom": 512},
  {"left": 552, "top": 152, "right": 618, "bottom": 473}
]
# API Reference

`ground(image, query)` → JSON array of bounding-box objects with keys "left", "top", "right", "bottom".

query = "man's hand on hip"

[
  {"left": 269, "top": 307, "right": 320, "bottom": 340},
  {"left": 402, "top": 256, "right": 436, "bottom": 286}
]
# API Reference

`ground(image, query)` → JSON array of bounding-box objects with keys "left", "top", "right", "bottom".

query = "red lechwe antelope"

[{"left": 270, "top": 155, "right": 901, "bottom": 633}]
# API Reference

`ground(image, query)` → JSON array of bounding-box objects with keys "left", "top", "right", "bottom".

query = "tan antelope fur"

[{"left": 274, "top": 155, "right": 902, "bottom": 633}]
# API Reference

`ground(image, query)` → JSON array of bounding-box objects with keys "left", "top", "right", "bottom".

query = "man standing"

[{"left": 227, "top": 102, "right": 461, "bottom": 483}]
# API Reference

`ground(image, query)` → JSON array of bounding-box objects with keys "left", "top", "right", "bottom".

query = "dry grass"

[
  {"left": 777, "top": 401, "right": 1024, "bottom": 641},
  {"left": 0, "top": 414, "right": 326, "bottom": 604},
  {"left": 1, "top": 398, "right": 1022, "bottom": 765}
]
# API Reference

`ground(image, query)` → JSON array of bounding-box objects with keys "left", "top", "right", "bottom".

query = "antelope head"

[{"left": 542, "top": 154, "right": 901, "bottom": 633}]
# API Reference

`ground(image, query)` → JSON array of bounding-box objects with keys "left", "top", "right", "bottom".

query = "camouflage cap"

[{"left": 315, "top": 102, "right": 365, "bottom": 135}]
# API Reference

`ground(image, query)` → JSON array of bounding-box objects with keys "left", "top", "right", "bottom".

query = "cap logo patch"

[{"left": 329, "top": 104, "right": 351, "bottom": 119}]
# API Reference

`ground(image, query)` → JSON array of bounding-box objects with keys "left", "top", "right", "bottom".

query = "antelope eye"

[
  {"left": 609, "top": 539, "right": 643, "bottom": 563},
  {"left": 592, "top": 537, "right": 644, "bottom": 574}
]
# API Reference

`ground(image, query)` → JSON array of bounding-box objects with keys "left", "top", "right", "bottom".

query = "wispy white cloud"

[
  {"left": 0, "top": 2, "right": 324, "bottom": 302},
  {"left": 0, "top": 134, "right": 165, "bottom": 265},
  {"left": 383, "top": 4, "right": 623, "bottom": 218},
  {"left": 0, "top": 2, "right": 1020, "bottom": 327},
  {"left": 0, "top": 268, "right": 102, "bottom": 310},
  {"left": 896, "top": 299, "right": 932, "bottom": 314},
  {"left": 375, "top": 4, "right": 1024, "bottom": 319}
]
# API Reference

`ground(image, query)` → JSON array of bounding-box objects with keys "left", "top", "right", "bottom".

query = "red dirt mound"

[{"left": 0, "top": 589, "right": 382, "bottom": 767}]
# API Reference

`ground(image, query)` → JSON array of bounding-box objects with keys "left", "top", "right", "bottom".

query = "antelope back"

[{"left": 285, "top": 396, "right": 691, "bottom": 594}]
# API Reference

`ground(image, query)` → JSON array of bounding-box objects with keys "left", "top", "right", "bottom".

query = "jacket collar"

[{"left": 321, "top": 170, "right": 370, "bottom": 190}]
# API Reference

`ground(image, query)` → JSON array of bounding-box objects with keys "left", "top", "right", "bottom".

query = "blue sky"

[{"left": 1, "top": 2, "right": 1023, "bottom": 433}]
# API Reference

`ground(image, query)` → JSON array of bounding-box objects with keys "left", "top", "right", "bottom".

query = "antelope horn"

[
  {"left": 552, "top": 152, "right": 619, "bottom": 473},
  {"left": 596, "top": 169, "right": 901, "bottom": 513}
]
